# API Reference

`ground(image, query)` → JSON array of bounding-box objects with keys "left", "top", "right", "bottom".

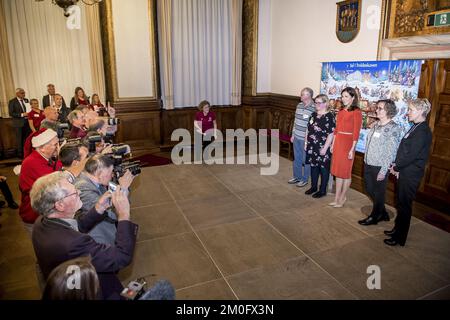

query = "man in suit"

[
  {"left": 74, "top": 154, "right": 135, "bottom": 245},
  {"left": 31, "top": 171, "right": 138, "bottom": 300},
  {"left": 42, "top": 84, "right": 67, "bottom": 109},
  {"left": 8, "top": 88, "right": 31, "bottom": 158}
]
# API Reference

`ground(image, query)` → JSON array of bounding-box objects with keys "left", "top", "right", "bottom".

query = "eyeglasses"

[
  {"left": 315, "top": 101, "right": 325, "bottom": 105},
  {"left": 58, "top": 190, "right": 80, "bottom": 202}
]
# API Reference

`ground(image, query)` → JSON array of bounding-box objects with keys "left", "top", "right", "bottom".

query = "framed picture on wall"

[{"left": 336, "top": 0, "right": 361, "bottom": 43}]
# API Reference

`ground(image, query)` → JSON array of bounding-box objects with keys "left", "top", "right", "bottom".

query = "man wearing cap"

[{"left": 19, "top": 129, "right": 62, "bottom": 233}]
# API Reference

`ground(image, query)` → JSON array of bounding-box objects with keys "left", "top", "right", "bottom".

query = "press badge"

[{"left": 373, "top": 132, "right": 381, "bottom": 138}]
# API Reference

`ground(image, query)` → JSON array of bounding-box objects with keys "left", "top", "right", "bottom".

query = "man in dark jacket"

[
  {"left": 42, "top": 84, "right": 67, "bottom": 109},
  {"left": 30, "top": 171, "right": 138, "bottom": 300},
  {"left": 8, "top": 88, "right": 31, "bottom": 158}
]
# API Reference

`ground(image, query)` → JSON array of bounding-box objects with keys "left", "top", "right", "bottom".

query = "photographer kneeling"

[
  {"left": 75, "top": 154, "right": 135, "bottom": 245},
  {"left": 31, "top": 171, "right": 137, "bottom": 300}
]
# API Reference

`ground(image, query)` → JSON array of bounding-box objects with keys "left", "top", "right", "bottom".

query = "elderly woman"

[
  {"left": 358, "top": 99, "right": 401, "bottom": 226},
  {"left": 304, "top": 94, "right": 335, "bottom": 198},
  {"left": 384, "top": 99, "right": 432, "bottom": 246}
]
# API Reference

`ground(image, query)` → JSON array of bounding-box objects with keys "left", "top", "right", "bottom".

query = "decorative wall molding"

[
  {"left": 242, "top": 0, "right": 259, "bottom": 97},
  {"left": 99, "top": 0, "right": 159, "bottom": 103}
]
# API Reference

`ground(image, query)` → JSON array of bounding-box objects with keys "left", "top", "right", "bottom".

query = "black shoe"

[
  {"left": 0, "top": 200, "right": 5, "bottom": 208},
  {"left": 384, "top": 228, "right": 396, "bottom": 236},
  {"left": 312, "top": 191, "right": 326, "bottom": 198},
  {"left": 383, "top": 238, "right": 405, "bottom": 247},
  {"left": 358, "top": 216, "right": 378, "bottom": 226},
  {"left": 305, "top": 188, "right": 317, "bottom": 195},
  {"left": 8, "top": 202, "right": 19, "bottom": 209},
  {"left": 381, "top": 212, "right": 390, "bottom": 221}
]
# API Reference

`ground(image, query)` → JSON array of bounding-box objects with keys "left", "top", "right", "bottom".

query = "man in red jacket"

[{"left": 19, "top": 128, "right": 62, "bottom": 233}]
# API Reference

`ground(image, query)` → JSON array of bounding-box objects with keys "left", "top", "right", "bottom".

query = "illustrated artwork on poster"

[{"left": 320, "top": 60, "right": 424, "bottom": 153}]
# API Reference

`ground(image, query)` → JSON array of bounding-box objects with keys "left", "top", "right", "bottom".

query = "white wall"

[
  {"left": 258, "top": 0, "right": 382, "bottom": 96},
  {"left": 111, "top": 0, "right": 154, "bottom": 98},
  {"left": 257, "top": 0, "right": 272, "bottom": 93}
]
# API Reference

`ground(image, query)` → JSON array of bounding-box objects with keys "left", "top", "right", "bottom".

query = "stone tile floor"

[{"left": 1, "top": 156, "right": 449, "bottom": 299}]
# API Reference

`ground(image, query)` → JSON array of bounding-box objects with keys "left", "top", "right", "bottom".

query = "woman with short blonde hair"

[{"left": 385, "top": 98, "right": 432, "bottom": 246}]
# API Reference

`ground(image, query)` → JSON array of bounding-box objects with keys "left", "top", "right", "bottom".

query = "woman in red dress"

[
  {"left": 70, "top": 87, "right": 90, "bottom": 110},
  {"left": 330, "top": 87, "right": 362, "bottom": 207},
  {"left": 27, "top": 99, "right": 45, "bottom": 132}
]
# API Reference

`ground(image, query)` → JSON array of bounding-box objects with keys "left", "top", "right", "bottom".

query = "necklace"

[{"left": 404, "top": 121, "right": 424, "bottom": 139}]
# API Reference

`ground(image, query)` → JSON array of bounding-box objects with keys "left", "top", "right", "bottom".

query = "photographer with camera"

[
  {"left": 74, "top": 154, "right": 135, "bottom": 245},
  {"left": 59, "top": 142, "right": 90, "bottom": 184},
  {"left": 40, "top": 106, "right": 61, "bottom": 131},
  {"left": 30, "top": 171, "right": 138, "bottom": 300},
  {"left": 68, "top": 110, "right": 87, "bottom": 139}
]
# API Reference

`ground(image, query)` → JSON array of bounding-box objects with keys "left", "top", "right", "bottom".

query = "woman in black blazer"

[{"left": 385, "top": 99, "right": 432, "bottom": 246}]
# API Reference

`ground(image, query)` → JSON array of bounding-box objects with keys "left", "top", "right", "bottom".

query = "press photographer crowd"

[{"left": 3, "top": 85, "right": 175, "bottom": 300}]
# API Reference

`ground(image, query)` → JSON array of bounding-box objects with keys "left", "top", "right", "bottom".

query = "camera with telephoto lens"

[
  {"left": 107, "top": 118, "right": 120, "bottom": 126},
  {"left": 120, "top": 278, "right": 146, "bottom": 300},
  {"left": 103, "top": 133, "right": 114, "bottom": 144},
  {"left": 86, "top": 134, "right": 102, "bottom": 153},
  {"left": 111, "top": 143, "right": 129, "bottom": 156},
  {"left": 57, "top": 123, "right": 70, "bottom": 142},
  {"left": 114, "top": 160, "right": 141, "bottom": 179}
]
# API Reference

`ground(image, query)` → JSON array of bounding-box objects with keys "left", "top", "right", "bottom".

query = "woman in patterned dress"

[{"left": 304, "top": 94, "right": 336, "bottom": 198}]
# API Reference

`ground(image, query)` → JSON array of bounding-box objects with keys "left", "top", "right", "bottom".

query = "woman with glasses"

[
  {"left": 304, "top": 94, "right": 335, "bottom": 198},
  {"left": 329, "top": 87, "right": 362, "bottom": 208},
  {"left": 358, "top": 99, "right": 401, "bottom": 226},
  {"left": 385, "top": 99, "right": 432, "bottom": 246}
]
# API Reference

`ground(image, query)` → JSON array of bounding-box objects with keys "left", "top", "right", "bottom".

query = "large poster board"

[{"left": 320, "top": 60, "right": 423, "bottom": 152}]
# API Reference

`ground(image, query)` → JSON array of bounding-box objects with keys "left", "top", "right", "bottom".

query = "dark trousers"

[
  {"left": 0, "top": 180, "right": 15, "bottom": 205},
  {"left": 393, "top": 173, "right": 421, "bottom": 245},
  {"left": 364, "top": 164, "right": 389, "bottom": 218},
  {"left": 15, "top": 124, "right": 30, "bottom": 158},
  {"left": 310, "top": 166, "right": 330, "bottom": 194}
]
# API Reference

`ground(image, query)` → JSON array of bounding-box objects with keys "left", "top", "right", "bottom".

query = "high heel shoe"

[
  {"left": 333, "top": 197, "right": 346, "bottom": 208},
  {"left": 328, "top": 201, "right": 338, "bottom": 206}
]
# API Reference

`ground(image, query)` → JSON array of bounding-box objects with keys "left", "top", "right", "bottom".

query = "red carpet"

[{"left": 131, "top": 153, "right": 172, "bottom": 167}]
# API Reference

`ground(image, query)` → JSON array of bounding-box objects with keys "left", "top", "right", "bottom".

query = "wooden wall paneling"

[
  {"left": 420, "top": 60, "right": 450, "bottom": 212},
  {"left": 0, "top": 119, "right": 17, "bottom": 159},
  {"left": 115, "top": 110, "right": 161, "bottom": 152}
]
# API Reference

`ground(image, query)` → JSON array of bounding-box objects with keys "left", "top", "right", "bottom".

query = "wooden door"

[{"left": 419, "top": 59, "right": 450, "bottom": 213}]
